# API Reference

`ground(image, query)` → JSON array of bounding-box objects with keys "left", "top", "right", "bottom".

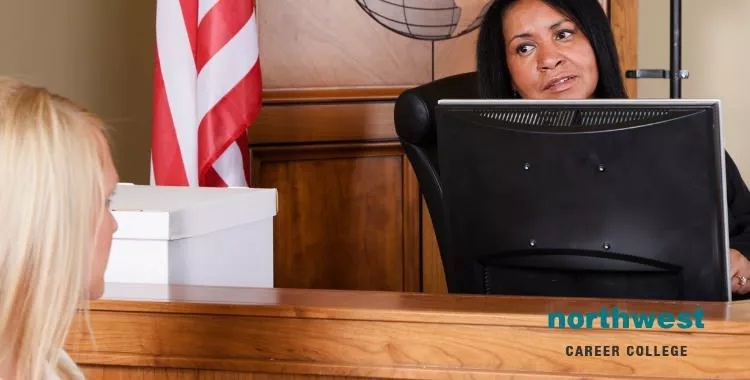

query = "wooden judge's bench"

[
  {"left": 65, "top": 1, "right": 750, "bottom": 378},
  {"left": 66, "top": 283, "right": 750, "bottom": 379}
]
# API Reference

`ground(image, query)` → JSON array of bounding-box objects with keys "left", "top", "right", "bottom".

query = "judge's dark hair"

[{"left": 476, "top": 0, "right": 628, "bottom": 99}]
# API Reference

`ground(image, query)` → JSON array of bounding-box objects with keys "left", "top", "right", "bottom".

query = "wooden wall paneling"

[
  {"left": 250, "top": 0, "right": 430, "bottom": 292},
  {"left": 420, "top": 200, "right": 447, "bottom": 294},
  {"left": 433, "top": 30, "right": 479, "bottom": 80},
  {"left": 248, "top": 103, "right": 398, "bottom": 145},
  {"left": 402, "top": 159, "right": 421, "bottom": 292},
  {"left": 251, "top": 139, "right": 420, "bottom": 292},
  {"left": 609, "top": 0, "right": 639, "bottom": 98},
  {"left": 256, "top": 0, "right": 432, "bottom": 102}
]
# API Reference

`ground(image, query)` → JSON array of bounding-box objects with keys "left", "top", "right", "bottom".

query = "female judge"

[{"left": 476, "top": 0, "right": 750, "bottom": 295}]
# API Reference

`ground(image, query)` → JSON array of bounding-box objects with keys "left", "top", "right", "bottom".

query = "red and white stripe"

[{"left": 151, "top": 0, "right": 262, "bottom": 187}]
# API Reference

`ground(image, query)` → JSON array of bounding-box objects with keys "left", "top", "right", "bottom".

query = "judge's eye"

[
  {"left": 517, "top": 44, "right": 535, "bottom": 55},
  {"left": 556, "top": 30, "right": 574, "bottom": 40}
]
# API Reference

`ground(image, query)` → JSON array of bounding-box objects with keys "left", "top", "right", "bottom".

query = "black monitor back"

[{"left": 435, "top": 99, "right": 730, "bottom": 302}]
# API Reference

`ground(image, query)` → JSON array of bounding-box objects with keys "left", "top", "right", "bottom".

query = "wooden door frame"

[{"left": 609, "top": 0, "right": 639, "bottom": 98}]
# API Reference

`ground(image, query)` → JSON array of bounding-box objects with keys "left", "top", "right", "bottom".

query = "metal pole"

[{"left": 670, "top": 0, "right": 682, "bottom": 98}]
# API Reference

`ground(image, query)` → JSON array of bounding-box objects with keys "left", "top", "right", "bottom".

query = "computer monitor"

[{"left": 434, "top": 99, "right": 730, "bottom": 302}]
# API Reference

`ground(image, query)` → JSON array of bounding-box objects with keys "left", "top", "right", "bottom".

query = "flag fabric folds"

[{"left": 150, "top": 0, "right": 262, "bottom": 187}]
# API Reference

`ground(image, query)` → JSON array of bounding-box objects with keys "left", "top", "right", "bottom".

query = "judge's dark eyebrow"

[{"left": 509, "top": 19, "right": 569, "bottom": 42}]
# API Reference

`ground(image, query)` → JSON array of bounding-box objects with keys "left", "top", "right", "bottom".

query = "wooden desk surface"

[{"left": 67, "top": 283, "right": 750, "bottom": 379}]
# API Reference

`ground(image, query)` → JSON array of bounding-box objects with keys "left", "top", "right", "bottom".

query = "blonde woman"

[{"left": 0, "top": 77, "right": 119, "bottom": 379}]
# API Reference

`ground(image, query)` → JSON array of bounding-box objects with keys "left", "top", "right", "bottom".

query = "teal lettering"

[
  {"left": 568, "top": 312, "right": 584, "bottom": 328},
  {"left": 657, "top": 312, "right": 674, "bottom": 328},
  {"left": 586, "top": 312, "right": 599, "bottom": 328},
  {"left": 610, "top": 306, "right": 629, "bottom": 328},
  {"left": 599, "top": 307, "right": 610, "bottom": 328},
  {"left": 631, "top": 312, "right": 656, "bottom": 328},
  {"left": 676, "top": 312, "right": 693, "bottom": 328},
  {"left": 693, "top": 307, "right": 704, "bottom": 328},
  {"left": 548, "top": 312, "right": 566, "bottom": 328},
  {"left": 546, "top": 307, "right": 705, "bottom": 329}
]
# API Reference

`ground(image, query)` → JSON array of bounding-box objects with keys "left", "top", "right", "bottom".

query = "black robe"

[
  {"left": 725, "top": 153, "right": 750, "bottom": 300},
  {"left": 726, "top": 153, "right": 750, "bottom": 256}
]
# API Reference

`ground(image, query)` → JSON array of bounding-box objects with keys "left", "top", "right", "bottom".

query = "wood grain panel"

[
  {"left": 66, "top": 284, "right": 750, "bottom": 379},
  {"left": 421, "top": 200, "right": 447, "bottom": 294},
  {"left": 77, "top": 283, "right": 750, "bottom": 328},
  {"left": 80, "top": 366, "right": 680, "bottom": 380},
  {"left": 248, "top": 102, "right": 397, "bottom": 145},
  {"left": 256, "top": 0, "right": 432, "bottom": 91},
  {"left": 262, "top": 87, "right": 408, "bottom": 104},
  {"left": 401, "top": 160, "right": 421, "bottom": 292},
  {"left": 609, "top": 0, "right": 638, "bottom": 98},
  {"left": 82, "top": 367, "right": 369, "bottom": 379},
  {"left": 73, "top": 313, "right": 750, "bottom": 378},
  {"left": 252, "top": 143, "right": 419, "bottom": 292},
  {"left": 433, "top": 30, "right": 479, "bottom": 80}
]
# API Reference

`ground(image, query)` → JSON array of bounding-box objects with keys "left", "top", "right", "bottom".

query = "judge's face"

[{"left": 502, "top": 0, "right": 599, "bottom": 99}]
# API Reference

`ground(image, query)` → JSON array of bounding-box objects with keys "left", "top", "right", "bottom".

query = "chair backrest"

[{"left": 394, "top": 72, "right": 479, "bottom": 293}]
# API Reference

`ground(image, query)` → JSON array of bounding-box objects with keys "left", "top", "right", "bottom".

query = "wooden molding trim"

[
  {"left": 249, "top": 102, "right": 399, "bottom": 145},
  {"left": 251, "top": 141, "right": 403, "bottom": 162},
  {"left": 262, "top": 87, "right": 410, "bottom": 104}
]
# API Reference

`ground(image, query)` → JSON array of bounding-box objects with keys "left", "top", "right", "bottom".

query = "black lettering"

[
  {"left": 566, "top": 346, "right": 573, "bottom": 356},
  {"left": 625, "top": 345, "right": 689, "bottom": 356}
]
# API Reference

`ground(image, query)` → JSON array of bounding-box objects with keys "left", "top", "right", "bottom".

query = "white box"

[{"left": 104, "top": 184, "right": 277, "bottom": 288}]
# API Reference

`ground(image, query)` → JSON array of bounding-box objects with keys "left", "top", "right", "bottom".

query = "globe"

[{"left": 355, "top": 0, "right": 493, "bottom": 41}]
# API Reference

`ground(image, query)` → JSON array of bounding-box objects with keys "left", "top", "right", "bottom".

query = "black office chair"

[{"left": 394, "top": 72, "right": 479, "bottom": 293}]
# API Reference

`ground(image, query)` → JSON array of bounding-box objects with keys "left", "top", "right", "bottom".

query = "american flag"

[{"left": 150, "top": 0, "right": 262, "bottom": 187}]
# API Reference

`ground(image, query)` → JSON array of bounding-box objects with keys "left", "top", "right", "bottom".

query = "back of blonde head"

[{"left": 0, "top": 77, "right": 107, "bottom": 379}]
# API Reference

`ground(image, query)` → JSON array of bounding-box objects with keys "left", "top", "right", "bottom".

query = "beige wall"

[
  {"left": 0, "top": 0, "right": 155, "bottom": 184},
  {"left": 638, "top": 0, "right": 750, "bottom": 180}
]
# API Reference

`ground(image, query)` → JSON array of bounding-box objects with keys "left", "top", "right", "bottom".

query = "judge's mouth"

[{"left": 543, "top": 75, "right": 578, "bottom": 92}]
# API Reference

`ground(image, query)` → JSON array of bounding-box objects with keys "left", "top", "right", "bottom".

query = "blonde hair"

[{"left": 0, "top": 77, "right": 109, "bottom": 379}]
